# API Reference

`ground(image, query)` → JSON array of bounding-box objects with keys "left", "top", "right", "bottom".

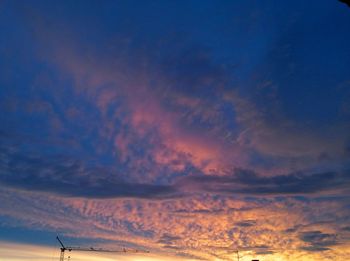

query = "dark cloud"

[
  {"left": 175, "top": 252, "right": 209, "bottom": 261},
  {"left": 172, "top": 206, "right": 257, "bottom": 216},
  {"left": 285, "top": 227, "right": 298, "bottom": 233},
  {"left": 299, "top": 231, "right": 338, "bottom": 252},
  {"left": 2, "top": 139, "right": 349, "bottom": 199},
  {"left": 157, "top": 233, "right": 182, "bottom": 245},
  {"left": 182, "top": 168, "right": 350, "bottom": 195},
  {"left": 0, "top": 143, "right": 177, "bottom": 199},
  {"left": 299, "top": 246, "right": 331, "bottom": 252},
  {"left": 172, "top": 208, "right": 224, "bottom": 215},
  {"left": 251, "top": 245, "right": 275, "bottom": 255},
  {"left": 235, "top": 220, "right": 256, "bottom": 227},
  {"left": 254, "top": 250, "right": 275, "bottom": 255},
  {"left": 1, "top": 129, "right": 349, "bottom": 199},
  {"left": 162, "top": 245, "right": 182, "bottom": 250}
]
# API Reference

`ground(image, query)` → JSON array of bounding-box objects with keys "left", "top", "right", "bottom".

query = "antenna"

[
  {"left": 235, "top": 249, "right": 244, "bottom": 261},
  {"left": 56, "top": 236, "right": 149, "bottom": 261}
]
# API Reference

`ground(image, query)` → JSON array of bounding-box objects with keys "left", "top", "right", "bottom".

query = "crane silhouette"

[{"left": 56, "top": 236, "right": 149, "bottom": 261}]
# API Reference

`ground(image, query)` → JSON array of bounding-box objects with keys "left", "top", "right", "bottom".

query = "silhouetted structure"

[{"left": 56, "top": 236, "right": 149, "bottom": 261}]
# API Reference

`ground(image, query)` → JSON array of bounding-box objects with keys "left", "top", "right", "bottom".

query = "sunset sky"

[{"left": 1, "top": 1, "right": 350, "bottom": 260}]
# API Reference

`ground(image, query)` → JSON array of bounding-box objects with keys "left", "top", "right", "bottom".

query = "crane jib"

[{"left": 56, "top": 236, "right": 149, "bottom": 261}]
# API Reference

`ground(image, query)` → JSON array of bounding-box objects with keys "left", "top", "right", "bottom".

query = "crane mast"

[{"left": 56, "top": 236, "right": 149, "bottom": 261}]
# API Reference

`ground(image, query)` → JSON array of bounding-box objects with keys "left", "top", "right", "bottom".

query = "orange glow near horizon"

[
  {"left": 0, "top": 241, "right": 197, "bottom": 261},
  {"left": 2, "top": 240, "right": 349, "bottom": 261}
]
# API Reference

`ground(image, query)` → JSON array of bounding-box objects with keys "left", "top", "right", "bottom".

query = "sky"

[{"left": 0, "top": 0, "right": 350, "bottom": 260}]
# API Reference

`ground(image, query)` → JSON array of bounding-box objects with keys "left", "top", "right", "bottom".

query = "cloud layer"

[{"left": 0, "top": 1, "right": 350, "bottom": 260}]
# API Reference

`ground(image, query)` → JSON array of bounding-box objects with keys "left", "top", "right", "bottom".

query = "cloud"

[
  {"left": 157, "top": 234, "right": 182, "bottom": 245},
  {"left": 299, "top": 231, "right": 338, "bottom": 252},
  {"left": 235, "top": 220, "right": 256, "bottom": 227},
  {"left": 222, "top": 91, "right": 350, "bottom": 176},
  {"left": 1, "top": 185, "right": 349, "bottom": 260},
  {"left": 181, "top": 168, "right": 350, "bottom": 196},
  {"left": 1, "top": 133, "right": 349, "bottom": 199},
  {"left": 0, "top": 141, "right": 177, "bottom": 199},
  {"left": 1, "top": 2, "right": 350, "bottom": 260}
]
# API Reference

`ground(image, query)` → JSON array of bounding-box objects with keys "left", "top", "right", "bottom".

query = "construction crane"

[{"left": 56, "top": 236, "right": 149, "bottom": 261}]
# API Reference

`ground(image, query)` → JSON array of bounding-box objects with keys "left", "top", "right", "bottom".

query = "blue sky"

[{"left": 1, "top": 1, "right": 350, "bottom": 260}]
